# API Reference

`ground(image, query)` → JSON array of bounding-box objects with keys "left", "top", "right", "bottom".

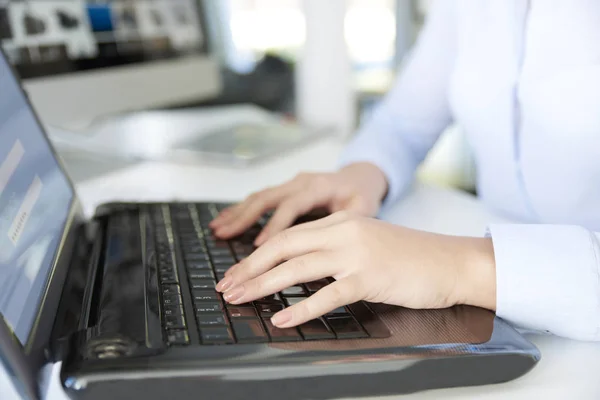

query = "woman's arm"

[
  {"left": 217, "top": 213, "right": 600, "bottom": 342},
  {"left": 340, "top": 0, "right": 458, "bottom": 209}
]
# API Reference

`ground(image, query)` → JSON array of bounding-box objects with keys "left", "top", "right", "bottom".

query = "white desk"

[{"left": 5, "top": 137, "right": 598, "bottom": 399}]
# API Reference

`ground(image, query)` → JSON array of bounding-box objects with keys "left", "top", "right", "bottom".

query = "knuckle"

[
  {"left": 342, "top": 218, "right": 364, "bottom": 240},
  {"left": 293, "top": 300, "right": 311, "bottom": 321},
  {"left": 311, "top": 175, "right": 330, "bottom": 191},
  {"left": 272, "top": 230, "right": 290, "bottom": 252},
  {"left": 285, "top": 197, "right": 311, "bottom": 215},
  {"left": 249, "top": 277, "right": 266, "bottom": 295},
  {"left": 327, "top": 284, "right": 347, "bottom": 306},
  {"left": 279, "top": 197, "right": 301, "bottom": 213},
  {"left": 288, "top": 257, "right": 307, "bottom": 273},
  {"left": 268, "top": 211, "right": 291, "bottom": 230}
]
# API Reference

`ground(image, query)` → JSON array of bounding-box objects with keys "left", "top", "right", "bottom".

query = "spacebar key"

[
  {"left": 231, "top": 319, "right": 268, "bottom": 343},
  {"left": 200, "top": 327, "right": 234, "bottom": 344}
]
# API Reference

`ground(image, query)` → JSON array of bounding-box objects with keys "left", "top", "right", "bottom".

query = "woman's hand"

[
  {"left": 209, "top": 163, "right": 388, "bottom": 246},
  {"left": 216, "top": 212, "right": 497, "bottom": 328}
]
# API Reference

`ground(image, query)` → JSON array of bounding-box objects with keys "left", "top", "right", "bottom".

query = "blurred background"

[
  {"left": 0, "top": 0, "right": 475, "bottom": 191},
  {"left": 203, "top": 0, "right": 474, "bottom": 191}
]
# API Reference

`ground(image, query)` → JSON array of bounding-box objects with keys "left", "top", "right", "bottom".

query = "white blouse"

[{"left": 340, "top": 0, "right": 600, "bottom": 340}]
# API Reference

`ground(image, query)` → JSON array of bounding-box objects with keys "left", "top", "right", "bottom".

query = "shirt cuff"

[{"left": 487, "top": 224, "right": 600, "bottom": 341}]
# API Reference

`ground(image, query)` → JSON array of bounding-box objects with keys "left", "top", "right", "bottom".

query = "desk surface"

[{"left": 36, "top": 137, "right": 599, "bottom": 399}]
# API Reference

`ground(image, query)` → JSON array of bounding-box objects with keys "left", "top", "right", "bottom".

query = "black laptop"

[{"left": 0, "top": 50, "right": 540, "bottom": 400}]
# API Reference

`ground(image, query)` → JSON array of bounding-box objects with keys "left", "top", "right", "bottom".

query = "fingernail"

[
  {"left": 223, "top": 286, "right": 245, "bottom": 303},
  {"left": 216, "top": 276, "right": 233, "bottom": 292},
  {"left": 271, "top": 310, "right": 293, "bottom": 327}
]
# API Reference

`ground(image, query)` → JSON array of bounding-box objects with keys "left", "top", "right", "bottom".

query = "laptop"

[{"left": 0, "top": 49, "right": 540, "bottom": 400}]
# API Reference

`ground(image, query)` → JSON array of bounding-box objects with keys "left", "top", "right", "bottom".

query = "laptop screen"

[{"left": 0, "top": 52, "right": 73, "bottom": 345}]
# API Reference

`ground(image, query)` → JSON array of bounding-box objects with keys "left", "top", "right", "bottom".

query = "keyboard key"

[
  {"left": 188, "top": 270, "right": 214, "bottom": 280},
  {"left": 183, "top": 245, "right": 205, "bottom": 254},
  {"left": 284, "top": 297, "right": 307, "bottom": 307},
  {"left": 232, "top": 243, "right": 253, "bottom": 252},
  {"left": 215, "top": 271, "right": 226, "bottom": 281},
  {"left": 185, "top": 253, "right": 210, "bottom": 261},
  {"left": 326, "top": 307, "right": 348, "bottom": 316},
  {"left": 165, "top": 314, "right": 186, "bottom": 329},
  {"left": 231, "top": 319, "right": 268, "bottom": 343},
  {"left": 167, "top": 330, "right": 189, "bottom": 345},
  {"left": 262, "top": 319, "right": 301, "bottom": 342},
  {"left": 159, "top": 265, "right": 175, "bottom": 275},
  {"left": 196, "top": 302, "right": 222, "bottom": 313},
  {"left": 162, "top": 285, "right": 180, "bottom": 296},
  {"left": 256, "top": 303, "right": 284, "bottom": 316},
  {"left": 179, "top": 233, "right": 199, "bottom": 241},
  {"left": 281, "top": 286, "right": 305, "bottom": 296},
  {"left": 213, "top": 263, "right": 233, "bottom": 272},
  {"left": 228, "top": 307, "right": 258, "bottom": 318},
  {"left": 326, "top": 316, "right": 368, "bottom": 339},
  {"left": 211, "top": 255, "right": 236, "bottom": 264},
  {"left": 208, "top": 248, "right": 233, "bottom": 257},
  {"left": 192, "top": 290, "right": 218, "bottom": 302},
  {"left": 160, "top": 272, "right": 179, "bottom": 284},
  {"left": 299, "top": 319, "right": 335, "bottom": 340},
  {"left": 200, "top": 327, "right": 234, "bottom": 344},
  {"left": 206, "top": 240, "right": 230, "bottom": 250},
  {"left": 305, "top": 279, "right": 330, "bottom": 293},
  {"left": 189, "top": 279, "right": 216, "bottom": 290},
  {"left": 186, "top": 260, "right": 212, "bottom": 270},
  {"left": 196, "top": 314, "right": 227, "bottom": 327},
  {"left": 255, "top": 293, "right": 281, "bottom": 303},
  {"left": 162, "top": 294, "right": 183, "bottom": 306},
  {"left": 163, "top": 305, "right": 184, "bottom": 317},
  {"left": 158, "top": 257, "right": 173, "bottom": 266},
  {"left": 181, "top": 240, "right": 202, "bottom": 249}
]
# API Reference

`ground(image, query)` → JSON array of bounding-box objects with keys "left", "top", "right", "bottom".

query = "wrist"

[
  {"left": 458, "top": 238, "right": 497, "bottom": 311},
  {"left": 339, "top": 162, "right": 389, "bottom": 204}
]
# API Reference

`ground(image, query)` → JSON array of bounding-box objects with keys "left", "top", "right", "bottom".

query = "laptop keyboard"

[{"left": 151, "top": 203, "right": 371, "bottom": 346}]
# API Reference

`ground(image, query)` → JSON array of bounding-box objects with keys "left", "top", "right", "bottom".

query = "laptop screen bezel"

[{"left": 0, "top": 45, "right": 82, "bottom": 353}]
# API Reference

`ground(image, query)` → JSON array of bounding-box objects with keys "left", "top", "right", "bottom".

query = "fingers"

[
  {"left": 212, "top": 186, "right": 291, "bottom": 239},
  {"left": 271, "top": 278, "right": 362, "bottom": 328},
  {"left": 285, "top": 210, "right": 354, "bottom": 233},
  {"left": 209, "top": 205, "right": 235, "bottom": 227},
  {"left": 217, "top": 225, "right": 341, "bottom": 290},
  {"left": 255, "top": 189, "right": 332, "bottom": 246},
  {"left": 212, "top": 173, "right": 342, "bottom": 243},
  {"left": 220, "top": 253, "right": 334, "bottom": 304}
]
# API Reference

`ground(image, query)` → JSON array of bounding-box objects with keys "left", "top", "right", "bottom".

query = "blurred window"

[
  {"left": 346, "top": 0, "right": 396, "bottom": 70},
  {"left": 223, "top": 0, "right": 399, "bottom": 71}
]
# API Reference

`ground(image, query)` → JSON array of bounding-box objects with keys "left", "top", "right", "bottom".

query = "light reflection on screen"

[{"left": 0, "top": 52, "right": 73, "bottom": 344}]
